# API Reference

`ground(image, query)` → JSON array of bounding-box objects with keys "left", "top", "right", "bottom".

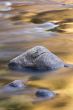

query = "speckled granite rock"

[{"left": 8, "top": 46, "right": 67, "bottom": 71}]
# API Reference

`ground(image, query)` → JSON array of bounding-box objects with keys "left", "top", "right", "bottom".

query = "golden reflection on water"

[{"left": 0, "top": 0, "right": 73, "bottom": 110}]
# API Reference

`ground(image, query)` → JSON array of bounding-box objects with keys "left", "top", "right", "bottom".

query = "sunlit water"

[{"left": 0, "top": 0, "right": 73, "bottom": 110}]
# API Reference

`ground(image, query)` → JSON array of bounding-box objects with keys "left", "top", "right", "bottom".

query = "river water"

[{"left": 0, "top": 0, "right": 73, "bottom": 110}]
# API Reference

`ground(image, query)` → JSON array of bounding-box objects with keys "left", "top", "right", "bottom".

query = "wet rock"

[
  {"left": 37, "top": 22, "right": 59, "bottom": 30},
  {"left": 0, "top": 80, "right": 39, "bottom": 97},
  {"left": 8, "top": 80, "right": 25, "bottom": 88},
  {"left": 33, "top": 89, "right": 56, "bottom": 103},
  {"left": 8, "top": 46, "right": 65, "bottom": 71},
  {"left": 35, "top": 89, "right": 56, "bottom": 98},
  {"left": 0, "top": 80, "right": 25, "bottom": 94},
  {"left": 0, "top": 80, "right": 57, "bottom": 102}
]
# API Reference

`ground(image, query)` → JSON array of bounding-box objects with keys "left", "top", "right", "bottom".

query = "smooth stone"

[
  {"left": 37, "top": 22, "right": 59, "bottom": 30},
  {"left": 0, "top": 80, "right": 56, "bottom": 102},
  {"left": 8, "top": 80, "right": 25, "bottom": 88},
  {"left": 32, "top": 89, "right": 56, "bottom": 103},
  {"left": 8, "top": 46, "right": 65, "bottom": 71},
  {"left": 35, "top": 89, "right": 56, "bottom": 98},
  {"left": 0, "top": 80, "right": 39, "bottom": 96},
  {"left": 0, "top": 80, "right": 25, "bottom": 94}
]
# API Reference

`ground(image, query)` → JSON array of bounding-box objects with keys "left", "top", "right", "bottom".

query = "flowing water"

[{"left": 0, "top": 0, "right": 73, "bottom": 110}]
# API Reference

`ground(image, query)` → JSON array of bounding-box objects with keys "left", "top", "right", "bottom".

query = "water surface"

[{"left": 0, "top": 0, "right": 73, "bottom": 110}]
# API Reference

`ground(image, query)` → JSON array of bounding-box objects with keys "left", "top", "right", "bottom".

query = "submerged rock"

[
  {"left": 0, "top": 80, "right": 25, "bottom": 94},
  {"left": 8, "top": 80, "right": 25, "bottom": 88},
  {"left": 37, "top": 22, "right": 59, "bottom": 30},
  {"left": 33, "top": 89, "right": 56, "bottom": 103},
  {"left": 35, "top": 89, "right": 56, "bottom": 98},
  {"left": 0, "top": 80, "right": 57, "bottom": 102},
  {"left": 0, "top": 80, "right": 37, "bottom": 96},
  {"left": 8, "top": 46, "right": 71, "bottom": 71}
]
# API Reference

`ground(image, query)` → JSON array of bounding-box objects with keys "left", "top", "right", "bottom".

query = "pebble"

[{"left": 35, "top": 89, "right": 56, "bottom": 98}]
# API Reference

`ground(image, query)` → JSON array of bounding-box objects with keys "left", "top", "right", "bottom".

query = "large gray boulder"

[{"left": 8, "top": 46, "right": 70, "bottom": 71}]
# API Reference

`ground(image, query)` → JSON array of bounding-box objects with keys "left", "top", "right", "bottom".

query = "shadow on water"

[
  {"left": 8, "top": 63, "right": 56, "bottom": 77},
  {"left": 31, "top": 9, "right": 73, "bottom": 23}
]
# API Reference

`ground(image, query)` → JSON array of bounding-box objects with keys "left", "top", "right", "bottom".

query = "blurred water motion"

[
  {"left": 0, "top": 1, "right": 12, "bottom": 11},
  {"left": 0, "top": 0, "right": 73, "bottom": 110}
]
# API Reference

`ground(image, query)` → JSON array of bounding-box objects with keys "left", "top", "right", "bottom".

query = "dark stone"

[{"left": 35, "top": 89, "right": 56, "bottom": 98}]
